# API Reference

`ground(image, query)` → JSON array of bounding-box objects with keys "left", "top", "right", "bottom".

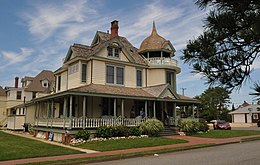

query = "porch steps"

[{"left": 160, "top": 127, "right": 177, "bottom": 136}]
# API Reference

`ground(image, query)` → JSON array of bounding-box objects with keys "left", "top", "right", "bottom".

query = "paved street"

[{"left": 89, "top": 141, "right": 260, "bottom": 165}]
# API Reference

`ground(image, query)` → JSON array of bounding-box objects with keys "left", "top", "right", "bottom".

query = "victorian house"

[
  {"left": 4, "top": 70, "right": 55, "bottom": 130},
  {"left": 32, "top": 20, "right": 199, "bottom": 142}
]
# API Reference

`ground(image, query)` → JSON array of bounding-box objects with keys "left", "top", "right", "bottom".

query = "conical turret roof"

[{"left": 139, "top": 22, "right": 168, "bottom": 53}]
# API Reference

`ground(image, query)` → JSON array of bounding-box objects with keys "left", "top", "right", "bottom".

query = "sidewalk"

[{"left": 1, "top": 131, "right": 260, "bottom": 165}]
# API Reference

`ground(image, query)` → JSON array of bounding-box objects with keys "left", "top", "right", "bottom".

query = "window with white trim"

[
  {"left": 166, "top": 71, "right": 174, "bottom": 86},
  {"left": 253, "top": 114, "right": 258, "bottom": 119},
  {"left": 136, "top": 69, "right": 142, "bottom": 87},
  {"left": 81, "top": 63, "right": 87, "bottom": 83},
  {"left": 106, "top": 65, "right": 124, "bottom": 85},
  {"left": 107, "top": 47, "right": 120, "bottom": 58},
  {"left": 68, "top": 63, "right": 79, "bottom": 75}
]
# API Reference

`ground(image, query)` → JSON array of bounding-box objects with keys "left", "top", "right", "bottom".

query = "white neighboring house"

[{"left": 229, "top": 101, "right": 260, "bottom": 123}]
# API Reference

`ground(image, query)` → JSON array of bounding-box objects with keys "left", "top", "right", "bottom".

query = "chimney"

[
  {"left": 110, "top": 20, "right": 119, "bottom": 38},
  {"left": 15, "top": 77, "right": 19, "bottom": 88}
]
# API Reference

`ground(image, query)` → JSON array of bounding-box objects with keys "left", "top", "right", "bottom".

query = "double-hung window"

[
  {"left": 136, "top": 69, "right": 142, "bottom": 87},
  {"left": 57, "top": 75, "right": 61, "bottom": 91},
  {"left": 107, "top": 47, "right": 120, "bottom": 58},
  {"left": 81, "top": 63, "right": 87, "bottom": 83},
  {"left": 106, "top": 65, "right": 124, "bottom": 85},
  {"left": 166, "top": 71, "right": 174, "bottom": 86}
]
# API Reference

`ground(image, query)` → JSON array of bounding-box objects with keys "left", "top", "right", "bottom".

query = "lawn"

[
  {"left": 0, "top": 131, "right": 82, "bottom": 161},
  {"left": 76, "top": 137, "right": 188, "bottom": 151},
  {"left": 194, "top": 130, "right": 260, "bottom": 138}
]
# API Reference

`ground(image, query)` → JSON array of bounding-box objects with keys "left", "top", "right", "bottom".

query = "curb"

[{"left": 46, "top": 140, "right": 252, "bottom": 165}]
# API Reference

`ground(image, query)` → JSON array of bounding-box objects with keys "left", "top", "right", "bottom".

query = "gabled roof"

[
  {"left": 25, "top": 70, "right": 55, "bottom": 93},
  {"left": 143, "top": 84, "right": 179, "bottom": 99},
  {"left": 63, "top": 31, "right": 147, "bottom": 65},
  {"left": 229, "top": 104, "right": 260, "bottom": 114},
  {"left": 0, "top": 86, "right": 6, "bottom": 96}
]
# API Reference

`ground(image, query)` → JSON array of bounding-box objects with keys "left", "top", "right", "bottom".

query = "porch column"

[
  {"left": 51, "top": 99, "right": 54, "bottom": 127},
  {"left": 63, "top": 97, "right": 67, "bottom": 129},
  {"left": 192, "top": 104, "right": 195, "bottom": 119},
  {"left": 173, "top": 102, "right": 177, "bottom": 126},
  {"left": 35, "top": 102, "right": 39, "bottom": 126},
  {"left": 113, "top": 98, "right": 117, "bottom": 118},
  {"left": 69, "top": 95, "right": 73, "bottom": 129},
  {"left": 47, "top": 101, "right": 50, "bottom": 127},
  {"left": 63, "top": 97, "right": 67, "bottom": 118},
  {"left": 153, "top": 101, "right": 156, "bottom": 118},
  {"left": 51, "top": 100, "right": 54, "bottom": 118},
  {"left": 145, "top": 100, "right": 148, "bottom": 118},
  {"left": 121, "top": 99, "right": 124, "bottom": 118},
  {"left": 83, "top": 96, "right": 86, "bottom": 129}
]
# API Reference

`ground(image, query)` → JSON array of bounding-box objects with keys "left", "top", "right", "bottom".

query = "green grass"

[
  {"left": 0, "top": 131, "right": 82, "bottom": 161},
  {"left": 76, "top": 137, "right": 188, "bottom": 151},
  {"left": 27, "top": 144, "right": 214, "bottom": 165},
  {"left": 194, "top": 130, "right": 260, "bottom": 138}
]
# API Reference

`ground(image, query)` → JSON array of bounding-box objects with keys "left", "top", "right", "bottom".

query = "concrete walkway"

[{"left": 1, "top": 131, "right": 260, "bottom": 165}]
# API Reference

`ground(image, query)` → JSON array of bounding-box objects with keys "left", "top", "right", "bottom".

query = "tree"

[
  {"left": 250, "top": 81, "right": 260, "bottom": 100},
  {"left": 182, "top": 0, "right": 260, "bottom": 90},
  {"left": 196, "top": 87, "right": 231, "bottom": 121}
]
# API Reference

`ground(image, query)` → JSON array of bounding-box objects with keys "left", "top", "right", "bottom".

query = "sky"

[{"left": 0, "top": 0, "right": 259, "bottom": 107}]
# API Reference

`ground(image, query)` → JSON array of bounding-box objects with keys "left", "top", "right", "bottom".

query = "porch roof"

[
  {"left": 68, "top": 84, "right": 155, "bottom": 98},
  {"left": 34, "top": 84, "right": 199, "bottom": 105}
]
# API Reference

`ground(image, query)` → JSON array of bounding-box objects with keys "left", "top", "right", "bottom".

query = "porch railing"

[{"left": 35, "top": 118, "right": 146, "bottom": 129}]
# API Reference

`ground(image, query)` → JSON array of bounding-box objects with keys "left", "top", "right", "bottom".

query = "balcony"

[{"left": 147, "top": 57, "right": 178, "bottom": 67}]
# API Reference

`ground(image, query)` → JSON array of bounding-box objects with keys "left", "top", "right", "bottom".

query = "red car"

[{"left": 213, "top": 120, "right": 231, "bottom": 130}]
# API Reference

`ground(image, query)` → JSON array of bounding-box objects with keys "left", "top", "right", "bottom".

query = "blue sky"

[{"left": 0, "top": 0, "right": 259, "bottom": 107}]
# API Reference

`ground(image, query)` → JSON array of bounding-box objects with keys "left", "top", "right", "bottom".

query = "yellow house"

[
  {"left": 32, "top": 20, "right": 199, "bottom": 141},
  {"left": 0, "top": 86, "right": 7, "bottom": 127},
  {"left": 6, "top": 71, "right": 55, "bottom": 130}
]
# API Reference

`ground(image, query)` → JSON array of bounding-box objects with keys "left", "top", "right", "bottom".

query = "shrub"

[
  {"left": 178, "top": 119, "right": 209, "bottom": 135},
  {"left": 96, "top": 126, "right": 113, "bottom": 138},
  {"left": 75, "top": 130, "right": 90, "bottom": 140},
  {"left": 112, "top": 125, "right": 129, "bottom": 137},
  {"left": 128, "top": 127, "right": 142, "bottom": 136},
  {"left": 140, "top": 119, "right": 164, "bottom": 136}
]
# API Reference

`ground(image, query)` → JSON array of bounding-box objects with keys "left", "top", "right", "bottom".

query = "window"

[
  {"left": 32, "top": 92, "right": 37, "bottom": 99},
  {"left": 166, "top": 71, "right": 174, "bottom": 86},
  {"left": 106, "top": 66, "right": 114, "bottom": 84},
  {"left": 253, "top": 114, "right": 259, "bottom": 119},
  {"left": 116, "top": 67, "right": 124, "bottom": 85},
  {"left": 57, "top": 75, "right": 61, "bottom": 91},
  {"left": 107, "top": 47, "right": 120, "bottom": 58},
  {"left": 108, "top": 47, "right": 113, "bottom": 57},
  {"left": 106, "top": 65, "right": 124, "bottom": 85},
  {"left": 81, "top": 63, "right": 87, "bottom": 83},
  {"left": 136, "top": 70, "right": 142, "bottom": 87},
  {"left": 68, "top": 63, "right": 79, "bottom": 75},
  {"left": 17, "top": 91, "right": 22, "bottom": 100}
]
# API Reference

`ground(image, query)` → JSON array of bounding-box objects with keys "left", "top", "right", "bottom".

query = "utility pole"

[{"left": 180, "top": 87, "right": 186, "bottom": 96}]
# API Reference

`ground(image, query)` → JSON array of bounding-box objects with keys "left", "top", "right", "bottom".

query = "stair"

[
  {"left": 0, "top": 117, "right": 7, "bottom": 129},
  {"left": 160, "top": 127, "right": 178, "bottom": 136}
]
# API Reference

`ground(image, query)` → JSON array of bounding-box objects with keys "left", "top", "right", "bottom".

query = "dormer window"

[
  {"left": 107, "top": 42, "right": 121, "bottom": 58},
  {"left": 107, "top": 47, "right": 120, "bottom": 58},
  {"left": 41, "top": 79, "right": 49, "bottom": 88}
]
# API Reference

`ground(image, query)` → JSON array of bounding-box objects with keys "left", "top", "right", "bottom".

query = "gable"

[
  {"left": 95, "top": 43, "right": 131, "bottom": 63},
  {"left": 159, "top": 88, "right": 178, "bottom": 99}
]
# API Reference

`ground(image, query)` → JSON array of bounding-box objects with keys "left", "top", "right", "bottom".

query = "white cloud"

[
  {"left": 21, "top": 0, "right": 96, "bottom": 41},
  {"left": 178, "top": 73, "right": 203, "bottom": 83},
  {"left": 1, "top": 48, "right": 33, "bottom": 65}
]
